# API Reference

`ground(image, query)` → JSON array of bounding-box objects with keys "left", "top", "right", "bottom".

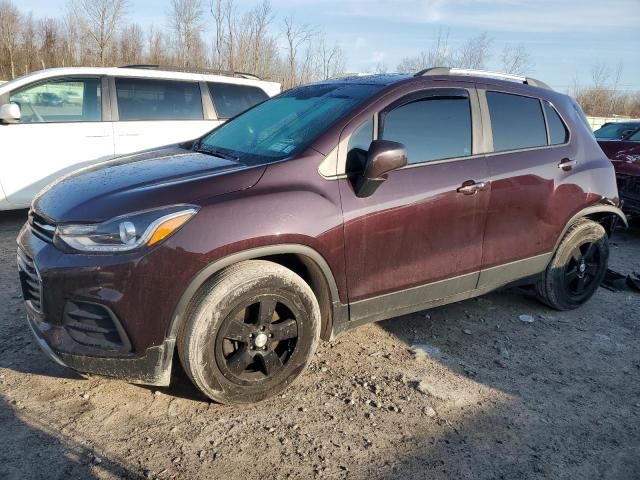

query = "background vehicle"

[
  {"left": 0, "top": 65, "right": 280, "bottom": 210},
  {"left": 594, "top": 121, "right": 640, "bottom": 141},
  {"left": 596, "top": 123, "right": 640, "bottom": 215},
  {"left": 18, "top": 68, "right": 626, "bottom": 405}
]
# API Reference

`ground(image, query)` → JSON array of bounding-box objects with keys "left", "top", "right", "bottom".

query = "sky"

[{"left": 16, "top": 0, "right": 640, "bottom": 92}]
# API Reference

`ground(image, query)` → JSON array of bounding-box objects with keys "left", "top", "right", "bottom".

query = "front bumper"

[
  {"left": 26, "top": 305, "right": 174, "bottom": 385},
  {"left": 16, "top": 221, "right": 198, "bottom": 386}
]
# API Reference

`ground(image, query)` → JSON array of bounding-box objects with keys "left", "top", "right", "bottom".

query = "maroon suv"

[{"left": 17, "top": 68, "right": 626, "bottom": 404}]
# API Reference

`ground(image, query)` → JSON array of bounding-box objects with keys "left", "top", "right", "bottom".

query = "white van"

[{"left": 0, "top": 66, "right": 280, "bottom": 210}]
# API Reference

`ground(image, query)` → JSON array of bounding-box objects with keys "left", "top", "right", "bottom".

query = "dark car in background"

[
  {"left": 18, "top": 67, "right": 626, "bottom": 404},
  {"left": 596, "top": 122, "right": 640, "bottom": 215}
]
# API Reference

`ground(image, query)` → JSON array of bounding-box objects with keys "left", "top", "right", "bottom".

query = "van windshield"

[{"left": 197, "top": 82, "right": 383, "bottom": 163}]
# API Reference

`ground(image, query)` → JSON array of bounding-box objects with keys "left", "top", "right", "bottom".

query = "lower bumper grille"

[
  {"left": 63, "top": 301, "right": 132, "bottom": 352},
  {"left": 17, "top": 250, "right": 42, "bottom": 312}
]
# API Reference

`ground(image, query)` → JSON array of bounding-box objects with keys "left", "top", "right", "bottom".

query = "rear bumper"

[{"left": 26, "top": 305, "right": 174, "bottom": 386}]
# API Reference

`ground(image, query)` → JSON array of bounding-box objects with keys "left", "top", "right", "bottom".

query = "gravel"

[{"left": 1, "top": 211, "right": 639, "bottom": 479}]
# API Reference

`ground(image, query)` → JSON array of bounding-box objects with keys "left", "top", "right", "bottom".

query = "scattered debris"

[
  {"left": 519, "top": 314, "right": 535, "bottom": 323},
  {"left": 602, "top": 269, "right": 640, "bottom": 293},
  {"left": 90, "top": 455, "right": 102, "bottom": 465},
  {"left": 411, "top": 344, "right": 442, "bottom": 359},
  {"left": 462, "top": 329, "right": 472, "bottom": 335}
]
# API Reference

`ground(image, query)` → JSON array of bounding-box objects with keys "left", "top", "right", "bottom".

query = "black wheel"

[
  {"left": 178, "top": 260, "right": 320, "bottom": 404},
  {"left": 537, "top": 219, "right": 609, "bottom": 310}
]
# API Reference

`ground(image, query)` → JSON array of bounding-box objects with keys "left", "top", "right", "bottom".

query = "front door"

[
  {"left": 0, "top": 76, "right": 114, "bottom": 208},
  {"left": 338, "top": 88, "right": 490, "bottom": 322}
]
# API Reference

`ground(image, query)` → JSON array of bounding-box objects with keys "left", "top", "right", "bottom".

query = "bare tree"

[
  {"left": 118, "top": 23, "right": 144, "bottom": 65},
  {"left": 168, "top": 0, "right": 204, "bottom": 68},
  {"left": 317, "top": 36, "right": 344, "bottom": 80},
  {"left": 455, "top": 32, "right": 491, "bottom": 69},
  {"left": 0, "top": 0, "right": 21, "bottom": 78},
  {"left": 210, "top": 0, "right": 230, "bottom": 70},
  {"left": 397, "top": 27, "right": 451, "bottom": 73},
  {"left": 282, "top": 15, "right": 316, "bottom": 88},
  {"left": 75, "top": 0, "right": 129, "bottom": 66},
  {"left": 501, "top": 43, "right": 534, "bottom": 75}
]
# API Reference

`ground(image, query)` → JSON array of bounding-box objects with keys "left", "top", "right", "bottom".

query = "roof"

[{"left": 0, "top": 66, "right": 281, "bottom": 98}]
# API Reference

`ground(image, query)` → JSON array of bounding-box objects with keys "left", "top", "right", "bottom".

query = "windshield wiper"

[{"left": 194, "top": 144, "right": 240, "bottom": 161}]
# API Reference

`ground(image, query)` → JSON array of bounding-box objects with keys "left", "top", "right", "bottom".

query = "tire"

[
  {"left": 536, "top": 219, "right": 609, "bottom": 311},
  {"left": 177, "top": 260, "right": 321, "bottom": 404}
]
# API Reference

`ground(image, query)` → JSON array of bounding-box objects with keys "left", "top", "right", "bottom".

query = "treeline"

[
  {"left": 1, "top": 0, "right": 638, "bottom": 117},
  {"left": 0, "top": 0, "right": 346, "bottom": 89}
]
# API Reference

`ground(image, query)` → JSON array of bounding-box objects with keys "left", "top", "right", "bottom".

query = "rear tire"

[
  {"left": 178, "top": 260, "right": 321, "bottom": 404},
  {"left": 536, "top": 219, "right": 609, "bottom": 310}
]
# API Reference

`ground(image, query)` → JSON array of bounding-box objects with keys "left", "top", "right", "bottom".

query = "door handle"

[
  {"left": 557, "top": 158, "right": 577, "bottom": 171},
  {"left": 457, "top": 181, "right": 487, "bottom": 195}
]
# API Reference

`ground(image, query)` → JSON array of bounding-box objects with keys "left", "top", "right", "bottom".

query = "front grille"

[
  {"left": 17, "top": 250, "right": 42, "bottom": 312},
  {"left": 63, "top": 301, "right": 131, "bottom": 352},
  {"left": 29, "top": 211, "right": 56, "bottom": 242}
]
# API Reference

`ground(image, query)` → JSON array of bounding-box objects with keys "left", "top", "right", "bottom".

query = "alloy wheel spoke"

[
  {"left": 258, "top": 297, "right": 277, "bottom": 327},
  {"left": 259, "top": 350, "right": 284, "bottom": 376},
  {"left": 585, "top": 262, "right": 599, "bottom": 276},
  {"left": 575, "top": 275, "right": 587, "bottom": 294},
  {"left": 224, "top": 320, "right": 253, "bottom": 342},
  {"left": 565, "top": 266, "right": 579, "bottom": 283},
  {"left": 227, "top": 345, "right": 254, "bottom": 376},
  {"left": 271, "top": 319, "right": 298, "bottom": 341},
  {"left": 570, "top": 247, "right": 583, "bottom": 263}
]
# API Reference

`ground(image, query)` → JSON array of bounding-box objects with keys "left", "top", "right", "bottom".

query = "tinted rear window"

[
  {"left": 544, "top": 101, "right": 569, "bottom": 145},
  {"left": 487, "top": 92, "right": 547, "bottom": 152},
  {"left": 208, "top": 82, "right": 268, "bottom": 119},
  {"left": 381, "top": 96, "right": 472, "bottom": 164},
  {"left": 115, "top": 78, "right": 203, "bottom": 121}
]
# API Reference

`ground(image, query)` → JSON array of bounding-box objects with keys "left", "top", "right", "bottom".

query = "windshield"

[
  {"left": 594, "top": 123, "right": 639, "bottom": 140},
  {"left": 197, "top": 83, "right": 384, "bottom": 164},
  {"left": 628, "top": 129, "right": 640, "bottom": 142}
]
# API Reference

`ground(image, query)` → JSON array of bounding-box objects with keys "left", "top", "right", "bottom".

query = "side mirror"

[
  {"left": 0, "top": 103, "right": 20, "bottom": 124},
  {"left": 354, "top": 140, "right": 407, "bottom": 197}
]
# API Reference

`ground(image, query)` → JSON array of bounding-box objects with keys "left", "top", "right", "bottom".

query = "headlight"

[{"left": 55, "top": 206, "right": 198, "bottom": 253}]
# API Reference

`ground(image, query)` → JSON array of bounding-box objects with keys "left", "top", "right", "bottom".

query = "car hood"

[{"left": 33, "top": 145, "right": 266, "bottom": 222}]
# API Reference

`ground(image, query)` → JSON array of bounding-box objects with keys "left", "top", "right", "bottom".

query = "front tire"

[
  {"left": 536, "top": 219, "right": 609, "bottom": 310},
  {"left": 178, "top": 260, "right": 321, "bottom": 404}
]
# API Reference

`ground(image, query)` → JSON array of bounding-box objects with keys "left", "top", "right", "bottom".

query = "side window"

[
  {"left": 347, "top": 117, "right": 373, "bottom": 153},
  {"left": 115, "top": 78, "right": 203, "bottom": 121},
  {"left": 487, "top": 91, "right": 547, "bottom": 152},
  {"left": 544, "top": 101, "right": 569, "bottom": 145},
  {"left": 208, "top": 82, "right": 268, "bottom": 119},
  {"left": 10, "top": 78, "right": 101, "bottom": 124},
  {"left": 381, "top": 96, "right": 472, "bottom": 164}
]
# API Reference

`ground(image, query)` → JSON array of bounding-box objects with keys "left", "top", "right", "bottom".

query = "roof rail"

[
  {"left": 118, "top": 64, "right": 262, "bottom": 81},
  {"left": 414, "top": 67, "right": 551, "bottom": 90}
]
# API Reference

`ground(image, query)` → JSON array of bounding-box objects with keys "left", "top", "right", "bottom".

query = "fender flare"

[
  {"left": 553, "top": 203, "right": 628, "bottom": 252},
  {"left": 166, "top": 243, "right": 342, "bottom": 340}
]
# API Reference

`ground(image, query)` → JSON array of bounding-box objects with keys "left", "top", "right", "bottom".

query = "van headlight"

[{"left": 55, "top": 206, "right": 198, "bottom": 253}]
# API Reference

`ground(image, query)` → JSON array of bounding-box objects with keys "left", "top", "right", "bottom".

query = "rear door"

[
  {"left": 338, "top": 87, "right": 490, "bottom": 320},
  {"left": 112, "top": 77, "right": 216, "bottom": 155},
  {"left": 0, "top": 76, "right": 113, "bottom": 208},
  {"left": 478, "top": 87, "right": 581, "bottom": 284}
]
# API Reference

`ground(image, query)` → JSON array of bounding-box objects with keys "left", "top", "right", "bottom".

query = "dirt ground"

[{"left": 1, "top": 209, "right": 639, "bottom": 480}]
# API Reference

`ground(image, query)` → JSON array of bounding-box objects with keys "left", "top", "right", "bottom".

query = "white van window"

[
  {"left": 116, "top": 78, "right": 204, "bottom": 121},
  {"left": 10, "top": 78, "right": 102, "bottom": 124},
  {"left": 207, "top": 82, "right": 268, "bottom": 119}
]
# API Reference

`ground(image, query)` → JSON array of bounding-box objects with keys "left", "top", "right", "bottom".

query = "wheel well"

[
  {"left": 258, "top": 254, "right": 334, "bottom": 341},
  {"left": 583, "top": 212, "right": 621, "bottom": 236}
]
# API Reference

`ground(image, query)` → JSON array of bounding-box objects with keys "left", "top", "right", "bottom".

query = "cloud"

[{"left": 270, "top": 0, "right": 639, "bottom": 33}]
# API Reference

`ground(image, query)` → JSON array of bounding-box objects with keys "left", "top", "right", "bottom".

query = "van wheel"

[
  {"left": 536, "top": 219, "right": 609, "bottom": 310},
  {"left": 177, "top": 260, "right": 321, "bottom": 404}
]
